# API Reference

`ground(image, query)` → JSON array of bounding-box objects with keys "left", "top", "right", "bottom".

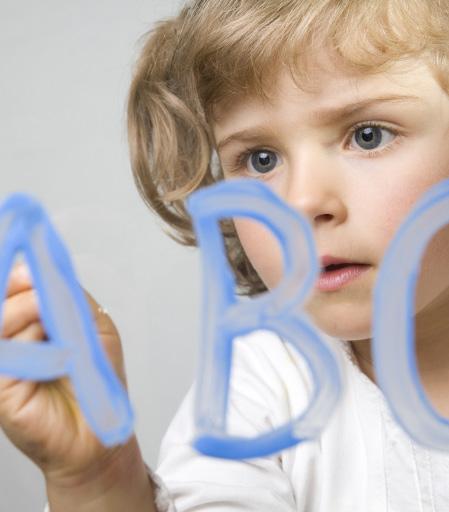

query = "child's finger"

[
  {"left": 0, "top": 321, "right": 47, "bottom": 397},
  {"left": 10, "top": 320, "right": 46, "bottom": 342},
  {"left": 0, "top": 289, "right": 41, "bottom": 338},
  {"left": 5, "top": 263, "right": 32, "bottom": 298}
]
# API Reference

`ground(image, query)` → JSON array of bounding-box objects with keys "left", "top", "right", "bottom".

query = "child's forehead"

[{"left": 212, "top": 57, "right": 436, "bottom": 126}]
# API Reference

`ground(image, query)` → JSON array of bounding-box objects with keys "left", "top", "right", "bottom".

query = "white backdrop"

[{"left": 0, "top": 1, "right": 200, "bottom": 510}]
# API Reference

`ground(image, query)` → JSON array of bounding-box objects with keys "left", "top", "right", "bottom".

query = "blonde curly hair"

[{"left": 127, "top": 0, "right": 449, "bottom": 295}]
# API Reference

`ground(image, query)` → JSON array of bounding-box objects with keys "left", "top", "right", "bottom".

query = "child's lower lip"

[{"left": 316, "top": 264, "right": 371, "bottom": 292}]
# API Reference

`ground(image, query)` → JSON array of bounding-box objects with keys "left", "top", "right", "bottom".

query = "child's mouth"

[{"left": 316, "top": 263, "right": 371, "bottom": 292}]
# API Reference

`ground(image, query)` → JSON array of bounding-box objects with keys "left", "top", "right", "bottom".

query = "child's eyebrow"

[{"left": 216, "top": 94, "right": 423, "bottom": 153}]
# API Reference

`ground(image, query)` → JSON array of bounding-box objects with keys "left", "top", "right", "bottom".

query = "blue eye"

[
  {"left": 248, "top": 150, "right": 280, "bottom": 174},
  {"left": 351, "top": 124, "right": 395, "bottom": 152}
]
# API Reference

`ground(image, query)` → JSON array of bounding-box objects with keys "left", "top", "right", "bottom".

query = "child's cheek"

[{"left": 233, "top": 217, "right": 283, "bottom": 289}]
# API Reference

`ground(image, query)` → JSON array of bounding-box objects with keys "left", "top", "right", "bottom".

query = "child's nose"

[{"left": 284, "top": 148, "right": 347, "bottom": 226}]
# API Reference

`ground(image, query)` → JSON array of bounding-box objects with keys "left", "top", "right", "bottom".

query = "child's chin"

[
  {"left": 305, "top": 306, "right": 373, "bottom": 341},
  {"left": 322, "top": 323, "right": 373, "bottom": 342}
]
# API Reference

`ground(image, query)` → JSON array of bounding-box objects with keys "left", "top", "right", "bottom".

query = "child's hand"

[{"left": 0, "top": 261, "right": 131, "bottom": 486}]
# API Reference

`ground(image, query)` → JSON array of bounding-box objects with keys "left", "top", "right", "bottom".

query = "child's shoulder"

[
  {"left": 232, "top": 329, "right": 315, "bottom": 395},
  {"left": 231, "top": 329, "right": 351, "bottom": 424},
  {"left": 233, "top": 328, "right": 348, "bottom": 393}
]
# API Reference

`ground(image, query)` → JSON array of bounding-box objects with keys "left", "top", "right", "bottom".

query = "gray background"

[{"left": 0, "top": 1, "right": 199, "bottom": 510}]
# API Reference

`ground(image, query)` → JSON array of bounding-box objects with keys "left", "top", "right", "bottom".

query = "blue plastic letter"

[
  {"left": 373, "top": 178, "right": 449, "bottom": 451},
  {"left": 187, "top": 179, "right": 343, "bottom": 459},
  {"left": 0, "top": 193, "right": 134, "bottom": 446}
]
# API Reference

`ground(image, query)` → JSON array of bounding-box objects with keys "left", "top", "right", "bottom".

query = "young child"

[{"left": 2, "top": 0, "right": 449, "bottom": 510}]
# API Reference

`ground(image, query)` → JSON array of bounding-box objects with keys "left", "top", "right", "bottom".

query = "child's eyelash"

[{"left": 228, "top": 122, "right": 400, "bottom": 175}]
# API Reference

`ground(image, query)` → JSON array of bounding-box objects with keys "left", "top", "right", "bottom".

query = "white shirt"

[
  {"left": 154, "top": 331, "right": 449, "bottom": 511},
  {"left": 44, "top": 330, "right": 449, "bottom": 511}
]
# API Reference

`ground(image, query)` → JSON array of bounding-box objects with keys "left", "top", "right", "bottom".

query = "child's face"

[{"left": 212, "top": 51, "right": 449, "bottom": 341}]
